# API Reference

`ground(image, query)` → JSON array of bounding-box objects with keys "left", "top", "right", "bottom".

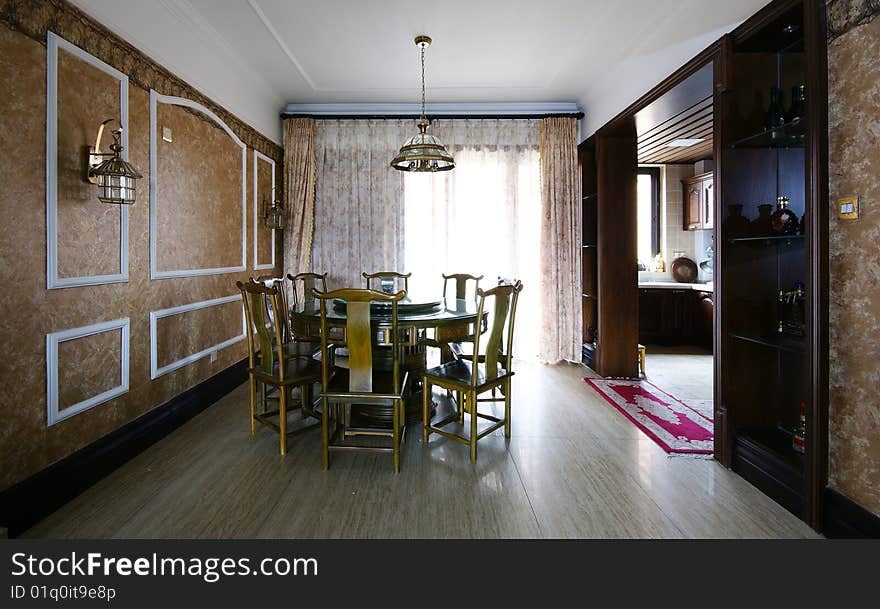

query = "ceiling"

[{"left": 69, "top": 0, "right": 769, "bottom": 143}]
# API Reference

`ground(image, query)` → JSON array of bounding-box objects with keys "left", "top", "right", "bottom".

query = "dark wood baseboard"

[
  {"left": 0, "top": 359, "right": 248, "bottom": 538},
  {"left": 823, "top": 487, "right": 880, "bottom": 538},
  {"left": 732, "top": 433, "right": 805, "bottom": 519}
]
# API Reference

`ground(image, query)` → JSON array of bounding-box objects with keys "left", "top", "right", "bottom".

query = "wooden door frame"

[{"left": 590, "top": 0, "right": 828, "bottom": 530}]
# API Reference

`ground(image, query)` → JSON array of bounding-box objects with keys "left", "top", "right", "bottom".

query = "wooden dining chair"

[
  {"left": 315, "top": 288, "right": 409, "bottom": 473},
  {"left": 442, "top": 273, "right": 483, "bottom": 302},
  {"left": 422, "top": 280, "right": 523, "bottom": 462},
  {"left": 287, "top": 272, "right": 328, "bottom": 344},
  {"left": 238, "top": 280, "right": 321, "bottom": 455},
  {"left": 362, "top": 271, "right": 410, "bottom": 294}
]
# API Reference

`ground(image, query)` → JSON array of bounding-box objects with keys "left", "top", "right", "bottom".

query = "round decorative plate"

[{"left": 671, "top": 257, "right": 698, "bottom": 283}]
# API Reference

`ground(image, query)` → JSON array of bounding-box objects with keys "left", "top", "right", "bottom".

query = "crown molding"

[{"left": 281, "top": 102, "right": 583, "bottom": 117}]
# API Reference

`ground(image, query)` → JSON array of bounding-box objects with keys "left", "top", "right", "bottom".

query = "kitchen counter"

[{"left": 638, "top": 280, "right": 713, "bottom": 292}]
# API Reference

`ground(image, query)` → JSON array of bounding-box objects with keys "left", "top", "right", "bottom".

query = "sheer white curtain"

[
  {"left": 403, "top": 119, "right": 542, "bottom": 360},
  {"left": 310, "top": 119, "right": 412, "bottom": 288}
]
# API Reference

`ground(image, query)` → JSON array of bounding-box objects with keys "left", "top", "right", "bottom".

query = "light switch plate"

[
  {"left": 162, "top": 127, "right": 173, "bottom": 143},
  {"left": 837, "top": 196, "right": 860, "bottom": 220}
]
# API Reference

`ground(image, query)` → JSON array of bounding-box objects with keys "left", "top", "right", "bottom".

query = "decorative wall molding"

[
  {"left": 827, "top": 0, "right": 880, "bottom": 41},
  {"left": 46, "top": 317, "right": 130, "bottom": 426},
  {"left": 149, "top": 90, "right": 247, "bottom": 279},
  {"left": 253, "top": 150, "right": 276, "bottom": 271},
  {"left": 149, "top": 295, "right": 246, "bottom": 379},
  {"left": 46, "top": 31, "right": 129, "bottom": 289},
  {"left": 0, "top": 0, "right": 282, "bottom": 160}
]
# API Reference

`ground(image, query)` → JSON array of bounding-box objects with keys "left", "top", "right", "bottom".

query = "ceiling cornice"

[{"left": 281, "top": 101, "right": 582, "bottom": 117}]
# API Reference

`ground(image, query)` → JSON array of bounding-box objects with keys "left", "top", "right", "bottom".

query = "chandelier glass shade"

[{"left": 390, "top": 35, "right": 455, "bottom": 172}]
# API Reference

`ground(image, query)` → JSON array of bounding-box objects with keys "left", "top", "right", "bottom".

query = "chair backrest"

[
  {"left": 287, "top": 272, "right": 328, "bottom": 310},
  {"left": 471, "top": 280, "right": 523, "bottom": 386},
  {"left": 253, "top": 275, "right": 291, "bottom": 342},
  {"left": 362, "top": 271, "right": 410, "bottom": 294},
  {"left": 442, "top": 273, "right": 483, "bottom": 302},
  {"left": 238, "top": 280, "right": 286, "bottom": 381},
  {"left": 314, "top": 288, "right": 405, "bottom": 394}
]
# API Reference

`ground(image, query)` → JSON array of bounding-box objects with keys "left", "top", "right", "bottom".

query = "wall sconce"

[
  {"left": 84, "top": 118, "right": 143, "bottom": 205},
  {"left": 261, "top": 193, "right": 287, "bottom": 230}
]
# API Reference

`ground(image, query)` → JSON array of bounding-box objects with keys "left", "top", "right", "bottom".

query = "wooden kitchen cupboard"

[{"left": 682, "top": 172, "right": 714, "bottom": 230}]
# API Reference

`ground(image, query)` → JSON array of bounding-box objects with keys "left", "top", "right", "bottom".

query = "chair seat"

[
  {"left": 323, "top": 368, "right": 407, "bottom": 400},
  {"left": 251, "top": 356, "right": 321, "bottom": 387},
  {"left": 423, "top": 359, "right": 511, "bottom": 389}
]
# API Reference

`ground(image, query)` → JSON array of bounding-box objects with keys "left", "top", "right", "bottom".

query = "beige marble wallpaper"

[
  {"left": 155, "top": 300, "right": 243, "bottom": 369},
  {"left": 154, "top": 103, "right": 245, "bottom": 272},
  {"left": 56, "top": 47, "right": 122, "bottom": 278},
  {"left": 255, "top": 155, "right": 275, "bottom": 266},
  {"left": 828, "top": 13, "right": 880, "bottom": 516},
  {"left": 0, "top": 9, "right": 282, "bottom": 492},
  {"left": 57, "top": 329, "right": 122, "bottom": 410}
]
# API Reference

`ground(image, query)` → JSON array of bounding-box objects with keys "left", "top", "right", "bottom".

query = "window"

[
  {"left": 637, "top": 167, "right": 661, "bottom": 267},
  {"left": 403, "top": 147, "right": 541, "bottom": 359}
]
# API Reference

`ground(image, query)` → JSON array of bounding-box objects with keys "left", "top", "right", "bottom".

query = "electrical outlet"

[
  {"left": 209, "top": 351, "right": 217, "bottom": 363},
  {"left": 162, "top": 127, "right": 173, "bottom": 143}
]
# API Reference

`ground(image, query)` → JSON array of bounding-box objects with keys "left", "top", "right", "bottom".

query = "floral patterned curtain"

[
  {"left": 282, "top": 118, "right": 316, "bottom": 281},
  {"left": 539, "top": 117, "right": 582, "bottom": 363}
]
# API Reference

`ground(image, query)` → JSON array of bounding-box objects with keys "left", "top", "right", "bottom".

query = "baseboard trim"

[
  {"left": 0, "top": 358, "right": 247, "bottom": 538},
  {"left": 823, "top": 487, "right": 880, "bottom": 538}
]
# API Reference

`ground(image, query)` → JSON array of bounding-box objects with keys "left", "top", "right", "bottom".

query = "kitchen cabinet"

[
  {"left": 638, "top": 287, "right": 712, "bottom": 348},
  {"left": 682, "top": 171, "right": 714, "bottom": 230}
]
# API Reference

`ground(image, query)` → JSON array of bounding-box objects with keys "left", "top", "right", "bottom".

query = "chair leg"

[
  {"left": 248, "top": 374, "right": 256, "bottom": 435},
  {"left": 469, "top": 389, "right": 478, "bottom": 463},
  {"left": 279, "top": 386, "right": 287, "bottom": 456},
  {"left": 393, "top": 399, "right": 401, "bottom": 473},
  {"left": 504, "top": 379, "right": 512, "bottom": 439},
  {"left": 321, "top": 397, "right": 330, "bottom": 470},
  {"left": 422, "top": 379, "right": 430, "bottom": 442}
]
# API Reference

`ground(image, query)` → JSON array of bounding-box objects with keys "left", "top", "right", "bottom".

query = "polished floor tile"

[{"left": 24, "top": 360, "right": 818, "bottom": 539}]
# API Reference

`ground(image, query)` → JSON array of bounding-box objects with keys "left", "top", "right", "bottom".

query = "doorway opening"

[{"left": 635, "top": 62, "right": 715, "bottom": 429}]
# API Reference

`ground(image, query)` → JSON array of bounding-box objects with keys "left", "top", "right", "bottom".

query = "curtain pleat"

[
  {"left": 539, "top": 117, "right": 582, "bottom": 363},
  {"left": 282, "top": 118, "right": 316, "bottom": 284}
]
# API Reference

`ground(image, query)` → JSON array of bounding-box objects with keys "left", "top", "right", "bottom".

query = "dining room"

[{"left": 1, "top": 0, "right": 877, "bottom": 552}]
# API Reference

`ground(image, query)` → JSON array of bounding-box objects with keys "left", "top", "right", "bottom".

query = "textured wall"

[
  {"left": 0, "top": 2, "right": 283, "bottom": 492},
  {"left": 827, "top": 8, "right": 880, "bottom": 516}
]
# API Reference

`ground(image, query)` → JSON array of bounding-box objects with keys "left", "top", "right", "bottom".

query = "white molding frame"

[
  {"left": 46, "top": 317, "right": 130, "bottom": 426},
  {"left": 149, "top": 295, "right": 246, "bottom": 379},
  {"left": 252, "top": 150, "right": 276, "bottom": 270},
  {"left": 46, "top": 32, "right": 130, "bottom": 289},
  {"left": 150, "top": 90, "right": 247, "bottom": 279}
]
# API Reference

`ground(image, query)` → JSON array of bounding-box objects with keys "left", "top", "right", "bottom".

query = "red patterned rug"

[{"left": 584, "top": 378, "right": 714, "bottom": 455}]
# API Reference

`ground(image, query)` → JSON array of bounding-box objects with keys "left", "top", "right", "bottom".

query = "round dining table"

[{"left": 290, "top": 294, "right": 486, "bottom": 418}]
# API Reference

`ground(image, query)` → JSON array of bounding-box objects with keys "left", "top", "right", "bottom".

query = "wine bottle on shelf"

[
  {"left": 786, "top": 85, "right": 805, "bottom": 121},
  {"left": 792, "top": 402, "right": 806, "bottom": 454},
  {"left": 777, "top": 290, "right": 786, "bottom": 334},
  {"left": 770, "top": 195, "right": 799, "bottom": 235},
  {"left": 765, "top": 86, "right": 786, "bottom": 139},
  {"left": 785, "top": 85, "right": 806, "bottom": 141}
]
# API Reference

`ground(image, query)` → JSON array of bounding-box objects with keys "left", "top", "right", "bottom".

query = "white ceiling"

[{"left": 69, "top": 0, "right": 769, "bottom": 144}]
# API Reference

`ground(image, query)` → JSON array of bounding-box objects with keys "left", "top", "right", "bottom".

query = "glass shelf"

[
  {"left": 727, "top": 120, "right": 806, "bottom": 150},
  {"left": 727, "top": 234, "right": 805, "bottom": 245},
  {"left": 729, "top": 332, "right": 805, "bottom": 353}
]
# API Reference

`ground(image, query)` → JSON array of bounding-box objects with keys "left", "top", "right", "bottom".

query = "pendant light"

[{"left": 390, "top": 35, "right": 455, "bottom": 172}]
